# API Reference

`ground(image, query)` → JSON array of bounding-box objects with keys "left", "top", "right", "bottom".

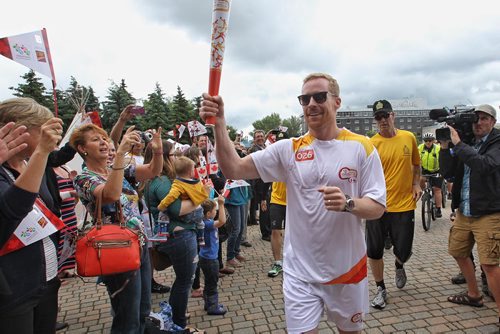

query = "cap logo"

[{"left": 375, "top": 101, "right": 384, "bottom": 110}]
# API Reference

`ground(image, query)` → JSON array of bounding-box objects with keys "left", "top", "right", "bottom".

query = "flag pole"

[
  {"left": 41, "top": 28, "right": 58, "bottom": 116},
  {"left": 51, "top": 80, "right": 58, "bottom": 116}
]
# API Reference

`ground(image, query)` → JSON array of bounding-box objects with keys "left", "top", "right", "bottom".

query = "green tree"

[
  {"left": 169, "top": 86, "right": 196, "bottom": 143},
  {"left": 282, "top": 115, "right": 302, "bottom": 137},
  {"left": 85, "top": 86, "right": 100, "bottom": 112},
  {"left": 101, "top": 79, "right": 135, "bottom": 132},
  {"left": 252, "top": 113, "right": 282, "bottom": 134},
  {"left": 9, "top": 70, "right": 52, "bottom": 108},
  {"left": 365, "top": 129, "right": 377, "bottom": 137},
  {"left": 138, "top": 83, "right": 170, "bottom": 131},
  {"left": 227, "top": 125, "right": 238, "bottom": 141}
]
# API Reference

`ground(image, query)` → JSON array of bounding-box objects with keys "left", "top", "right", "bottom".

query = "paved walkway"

[{"left": 58, "top": 203, "right": 499, "bottom": 333}]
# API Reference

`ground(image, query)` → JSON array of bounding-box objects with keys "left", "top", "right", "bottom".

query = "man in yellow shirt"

[
  {"left": 418, "top": 132, "right": 443, "bottom": 218},
  {"left": 267, "top": 181, "right": 287, "bottom": 277},
  {"left": 367, "top": 100, "right": 422, "bottom": 309}
]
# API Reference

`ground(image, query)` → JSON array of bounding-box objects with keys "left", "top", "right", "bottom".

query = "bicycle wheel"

[{"left": 421, "top": 196, "right": 432, "bottom": 231}]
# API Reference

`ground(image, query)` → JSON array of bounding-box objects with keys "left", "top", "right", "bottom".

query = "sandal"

[
  {"left": 191, "top": 287, "right": 203, "bottom": 298},
  {"left": 447, "top": 291, "right": 484, "bottom": 307}
]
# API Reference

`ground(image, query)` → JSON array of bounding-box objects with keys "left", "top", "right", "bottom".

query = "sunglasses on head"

[
  {"left": 297, "top": 91, "right": 335, "bottom": 106},
  {"left": 374, "top": 112, "right": 391, "bottom": 121}
]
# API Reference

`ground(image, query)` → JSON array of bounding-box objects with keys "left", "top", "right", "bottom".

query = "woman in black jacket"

[{"left": 0, "top": 98, "right": 63, "bottom": 334}]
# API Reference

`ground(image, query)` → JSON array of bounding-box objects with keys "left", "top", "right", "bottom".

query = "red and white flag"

[
  {"left": 187, "top": 120, "right": 207, "bottom": 138},
  {"left": 0, "top": 29, "right": 56, "bottom": 84},
  {"left": 166, "top": 129, "right": 176, "bottom": 138},
  {"left": 177, "top": 124, "right": 186, "bottom": 139},
  {"left": 222, "top": 179, "right": 250, "bottom": 197},
  {"left": 0, "top": 198, "right": 65, "bottom": 256}
]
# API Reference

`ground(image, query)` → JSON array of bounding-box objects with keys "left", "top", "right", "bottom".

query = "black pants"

[
  {"left": 0, "top": 277, "right": 60, "bottom": 334},
  {"left": 259, "top": 194, "right": 271, "bottom": 239},
  {"left": 249, "top": 195, "right": 259, "bottom": 225}
]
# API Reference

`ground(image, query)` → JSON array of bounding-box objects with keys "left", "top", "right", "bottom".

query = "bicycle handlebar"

[{"left": 422, "top": 173, "right": 441, "bottom": 178}]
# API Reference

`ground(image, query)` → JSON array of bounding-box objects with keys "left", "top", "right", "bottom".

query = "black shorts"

[
  {"left": 366, "top": 210, "right": 415, "bottom": 262},
  {"left": 422, "top": 168, "right": 444, "bottom": 188},
  {"left": 269, "top": 204, "right": 286, "bottom": 230}
]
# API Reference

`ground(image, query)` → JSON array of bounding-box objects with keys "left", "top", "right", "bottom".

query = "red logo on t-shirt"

[
  {"left": 339, "top": 167, "right": 358, "bottom": 183},
  {"left": 351, "top": 312, "right": 363, "bottom": 323},
  {"left": 295, "top": 149, "right": 314, "bottom": 162}
]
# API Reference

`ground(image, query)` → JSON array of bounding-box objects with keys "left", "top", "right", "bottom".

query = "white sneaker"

[{"left": 371, "top": 286, "right": 387, "bottom": 309}]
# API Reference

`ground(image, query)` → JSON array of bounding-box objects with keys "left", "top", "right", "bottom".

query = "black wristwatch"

[{"left": 343, "top": 194, "right": 355, "bottom": 212}]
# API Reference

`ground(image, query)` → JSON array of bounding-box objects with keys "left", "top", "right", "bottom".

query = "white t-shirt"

[{"left": 252, "top": 130, "right": 386, "bottom": 284}]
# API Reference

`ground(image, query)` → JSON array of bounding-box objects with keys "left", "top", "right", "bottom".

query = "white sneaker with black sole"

[{"left": 371, "top": 286, "right": 387, "bottom": 309}]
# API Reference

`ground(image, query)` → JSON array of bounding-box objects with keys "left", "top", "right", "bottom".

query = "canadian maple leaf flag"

[{"left": 0, "top": 28, "right": 56, "bottom": 84}]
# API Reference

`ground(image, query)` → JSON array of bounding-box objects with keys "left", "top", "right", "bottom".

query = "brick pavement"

[{"left": 58, "top": 203, "right": 499, "bottom": 333}]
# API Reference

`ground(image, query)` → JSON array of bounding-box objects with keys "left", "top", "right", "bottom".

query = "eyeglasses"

[
  {"left": 297, "top": 91, "right": 336, "bottom": 106},
  {"left": 374, "top": 113, "right": 391, "bottom": 121},
  {"left": 424, "top": 139, "right": 433, "bottom": 142}
]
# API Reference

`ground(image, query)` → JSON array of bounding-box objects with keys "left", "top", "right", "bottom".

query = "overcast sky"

[{"left": 2, "top": 0, "right": 499, "bottom": 133}]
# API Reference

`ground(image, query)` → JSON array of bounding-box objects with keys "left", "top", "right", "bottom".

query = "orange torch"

[{"left": 206, "top": 0, "right": 232, "bottom": 127}]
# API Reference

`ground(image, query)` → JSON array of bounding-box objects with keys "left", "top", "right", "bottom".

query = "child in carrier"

[{"left": 157, "top": 156, "right": 209, "bottom": 245}]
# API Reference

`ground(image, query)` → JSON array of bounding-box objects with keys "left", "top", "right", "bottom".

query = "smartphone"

[{"left": 130, "top": 106, "right": 145, "bottom": 115}]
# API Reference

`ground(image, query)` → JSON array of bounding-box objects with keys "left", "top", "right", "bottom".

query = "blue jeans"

[
  {"left": 101, "top": 244, "right": 151, "bottom": 334},
  {"left": 199, "top": 257, "right": 219, "bottom": 297},
  {"left": 157, "top": 229, "right": 197, "bottom": 328},
  {"left": 225, "top": 204, "right": 245, "bottom": 260}
]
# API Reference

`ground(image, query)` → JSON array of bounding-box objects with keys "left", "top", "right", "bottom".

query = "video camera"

[{"left": 429, "top": 107, "right": 477, "bottom": 143}]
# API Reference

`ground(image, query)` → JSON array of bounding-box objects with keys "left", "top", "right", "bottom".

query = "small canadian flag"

[{"left": 196, "top": 166, "right": 208, "bottom": 180}]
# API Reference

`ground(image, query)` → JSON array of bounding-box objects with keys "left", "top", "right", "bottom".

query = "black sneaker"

[
  {"left": 451, "top": 272, "right": 466, "bottom": 285},
  {"left": 56, "top": 322, "right": 69, "bottom": 331},
  {"left": 384, "top": 235, "right": 392, "bottom": 250},
  {"left": 241, "top": 241, "right": 252, "bottom": 247},
  {"left": 436, "top": 208, "right": 442, "bottom": 218},
  {"left": 151, "top": 279, "right": 170, "bottom": 293}
]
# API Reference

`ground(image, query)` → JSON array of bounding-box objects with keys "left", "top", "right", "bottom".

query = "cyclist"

[{"left": 418, "top": 132, "right": 443, "bottom": 218}]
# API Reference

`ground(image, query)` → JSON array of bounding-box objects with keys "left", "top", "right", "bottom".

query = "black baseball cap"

[{"left": 372, "top": 99, "right": 393, "bottom": 115}]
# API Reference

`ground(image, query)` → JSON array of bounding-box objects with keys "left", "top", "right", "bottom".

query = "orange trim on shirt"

[{"left": 323, "top": 255, "right": 367, "bottom": 285}]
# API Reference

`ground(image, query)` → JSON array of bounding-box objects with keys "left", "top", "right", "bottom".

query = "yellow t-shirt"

[
  {"left": 370, "top": 130, "right": 420, "bottom": 212},
  {"left": 270, "top": 182, "right": 286, "bottom": 206}
]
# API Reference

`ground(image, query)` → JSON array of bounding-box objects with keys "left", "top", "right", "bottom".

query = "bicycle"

[
  {"left": 441, "top": 178, "right": 447, "bottom": 209},
  {"left": 421, "top": 173, "right": 440, "bottom": 231}
]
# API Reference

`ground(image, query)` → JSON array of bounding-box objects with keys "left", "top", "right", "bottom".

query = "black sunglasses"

[
  {"left": 297, "top": 91, "right": 335, "bottom": 106},
  {"left": 374, "top": 112, "right": 391, "bottom": 121}
]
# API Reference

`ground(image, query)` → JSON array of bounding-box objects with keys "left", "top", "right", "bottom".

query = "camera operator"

[{"left": 439, "top": 104, "right": 499, "bottom": 319}]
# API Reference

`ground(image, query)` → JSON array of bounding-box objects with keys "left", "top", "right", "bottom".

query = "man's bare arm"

[{"left": 200, "top": 93, "right": 260, "bottom": 180}]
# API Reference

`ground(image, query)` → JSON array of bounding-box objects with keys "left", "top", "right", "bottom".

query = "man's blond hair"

[{"left": 303, "top": 73, "right": 340, "bottom": 96}]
